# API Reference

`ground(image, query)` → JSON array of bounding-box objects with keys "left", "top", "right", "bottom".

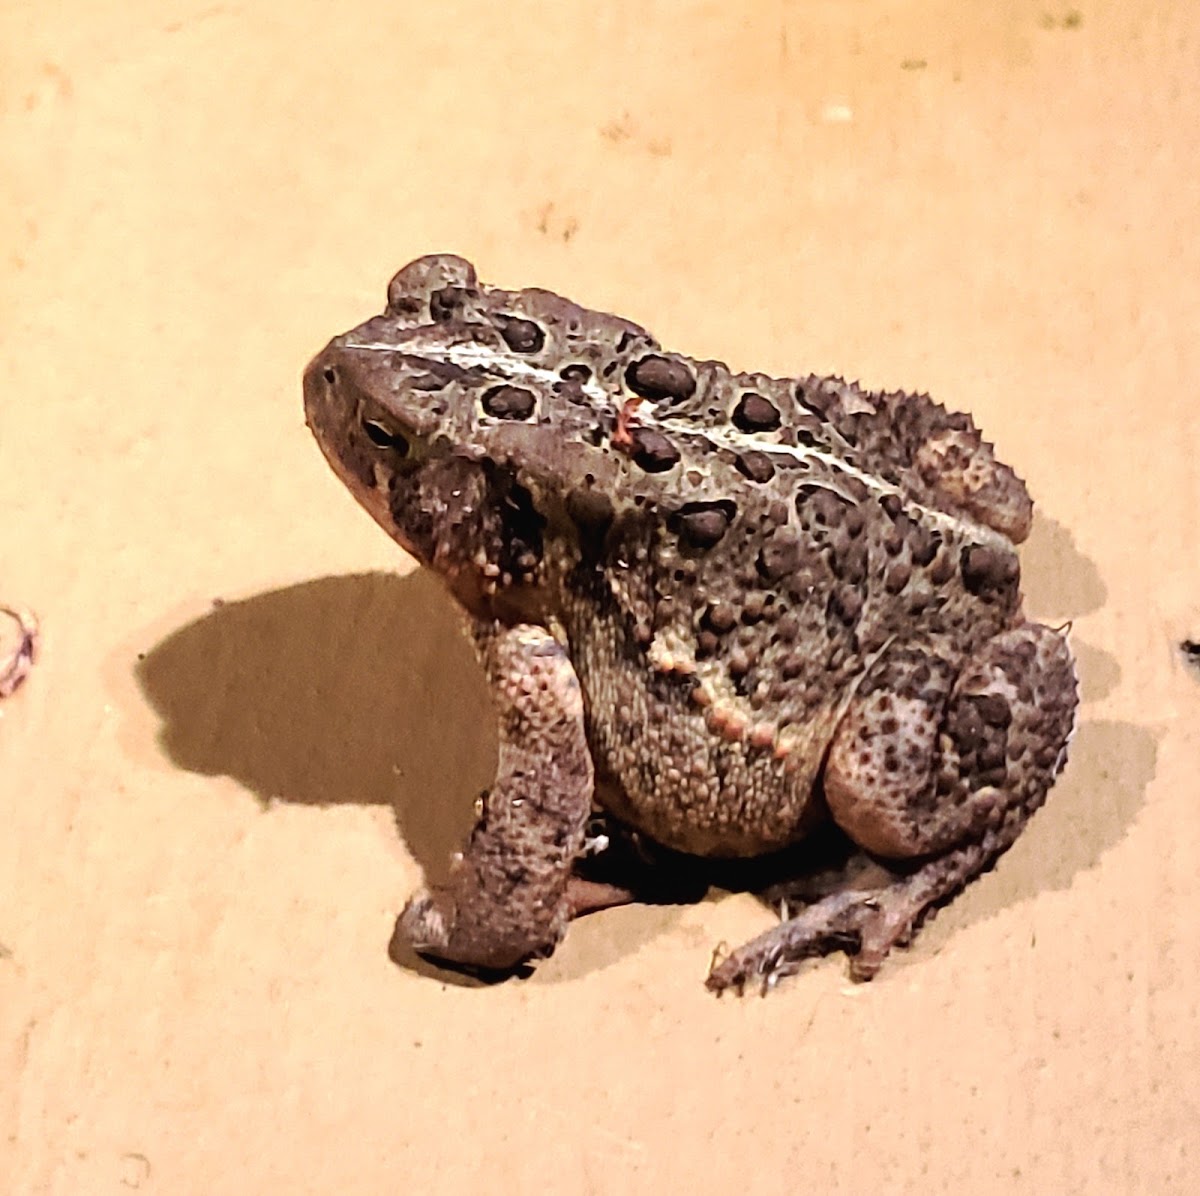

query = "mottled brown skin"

[{"left": 303, "top": 255, "right": 1078, "bottom": 991}]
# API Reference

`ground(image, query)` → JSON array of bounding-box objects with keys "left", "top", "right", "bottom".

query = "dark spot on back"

[
  {"left": 495, "top": 314, "right": 545, "bottom": 353},
  {"left": 961, "top": 544, "right": 1019, "bottom": 596},
  {"left": 625, "top": 355, "right": 697, "bottom": 403},
  {"left": 732, "top": 392, "right": 781, "bottom": 432},
  {"left": 674, "top": 500, "right": 736, "bottom": 548},
  {"left": 757, "top": 533, "right": 802, "bottom": 581},
  {"left": 482, "top": 385, "right": 537, "bottom": 420},
  {"left": 560, "top": 363, "right": 591, "bottom": 382},
  {"left": 734, "top": 450, "right": 776, "bottom": 483},
  {"left": 629, "top": 427, "right": 681, "bottom": 472}
]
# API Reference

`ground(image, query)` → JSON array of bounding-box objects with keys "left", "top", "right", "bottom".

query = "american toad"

[{"left": 303, "top": 255, "right": 1078, "bottom": 992}]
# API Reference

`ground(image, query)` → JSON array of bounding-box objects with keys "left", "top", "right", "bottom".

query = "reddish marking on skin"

[
  {"left": 748, "top": 722, "right": 777, "bottom": 750},
  {"left": 612, "top": 396, "right": 643, "bottom": 449},
  {"left": 721, "top": 715, "right": 748, "bottom": 742},
  {"left": 707, "top": 704, "right": 748, "bottom": 742}
]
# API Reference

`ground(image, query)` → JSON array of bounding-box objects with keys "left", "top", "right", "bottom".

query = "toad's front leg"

[{"left": 397, "top": 620, "right": 599, "bottom": 972}]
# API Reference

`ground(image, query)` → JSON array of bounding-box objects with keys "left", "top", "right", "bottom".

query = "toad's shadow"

[
  {"left": 138, "top": 570, "right": 494, "bottom": 882},
  {"left": 136, "top": 569, "right": 691, "bottom": 983},
  {"left": 136, "top": 552, "right": 1152, "bottom": 985}
]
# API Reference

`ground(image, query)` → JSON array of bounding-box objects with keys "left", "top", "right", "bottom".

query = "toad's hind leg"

[
  {"left": 707, "top": 622, "right": 1077, "bottom": 993},
  {"left": 397, "top": 621, "right": 596, "bottom": 972}
]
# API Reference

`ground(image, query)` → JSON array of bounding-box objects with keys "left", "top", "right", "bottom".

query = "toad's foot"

[{"left": 706, "top": 844, "right": 985, "bottom": 993}]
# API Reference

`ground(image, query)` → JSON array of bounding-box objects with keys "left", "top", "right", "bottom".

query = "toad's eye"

[{"left": 362, "top": 417, "right": 410, "bottom": 455}]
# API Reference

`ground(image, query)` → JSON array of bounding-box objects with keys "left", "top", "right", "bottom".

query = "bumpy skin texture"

[
  {"left": 398, "top": 621, "right": 594, "bottom": 969},
  {"left": 303, "top": 255, "right": 1079, "bottom": 991}
]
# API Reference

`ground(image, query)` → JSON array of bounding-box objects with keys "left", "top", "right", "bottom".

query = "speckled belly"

[{"left": 568, "top": 622, "right": 834, "bottom": 858}]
